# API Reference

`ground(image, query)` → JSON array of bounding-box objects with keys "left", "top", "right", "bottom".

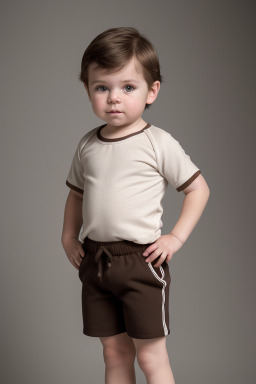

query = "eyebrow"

[{"left": 91, "top": 79, "right": 139, "bottom": 85}]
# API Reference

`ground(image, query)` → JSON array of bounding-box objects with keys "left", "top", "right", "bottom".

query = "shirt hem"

[
  {"left": 66, "top": 180, "right": 84, "bottom": 194},
  {"left": 176, "top": 170, "right": 201, "bottom": 192}
]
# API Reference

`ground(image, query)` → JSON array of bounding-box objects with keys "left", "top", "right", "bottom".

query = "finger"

[
  {"left": 142, "top": 242, "right": 158, "bottom": 257},
  {"left": 145, "top": 248, "right": 162, "bottom": 263},
  {"left": 71, "top": 259, "right": 79, "bottom": 270},
  {"left": 73, "top": 256, "right": 81, "bottom": 268},
  {"left": 145, "top": 250, "right": 167, "bottom": 266},
  {"left": 79, "top": 249, "right": 85, "bottom": 258},
  {"left": 154, "top": 252, "right": 168, "bottom": 268},
  {"left": 152, "top": 251, "right": 167, "bottom": 267},
  {"left": 166, "top": 254, "right": 172, "bottom": 263},
  {"left": 79, "top": 245, "right": 85, "bottom": 258},
  {"left": 68, "top": 253, "right": 80, "bottom": 270}
]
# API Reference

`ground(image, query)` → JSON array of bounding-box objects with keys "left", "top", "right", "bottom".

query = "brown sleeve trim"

[
  {"left": 176, "top": 170, "right": 201, "bottom": 192},
  {"left": 65, "top": 180, "right": 84, "bottom": 195}
]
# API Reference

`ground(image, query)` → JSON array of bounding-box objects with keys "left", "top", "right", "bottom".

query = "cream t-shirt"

[{"left": 66, "top": 123, "right": 201, "bottom": 244}]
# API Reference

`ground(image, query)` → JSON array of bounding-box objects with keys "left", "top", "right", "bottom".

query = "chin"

[{"left": 104, "top": 119, "right": 124, "bottom": 126}]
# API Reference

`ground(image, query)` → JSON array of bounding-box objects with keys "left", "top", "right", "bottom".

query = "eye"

[
  {"left": 96, "top": 86, "right": 108, "bottom": 92},
  {"left": 124, "top": 85, "right": 135, "bottom": 93}
]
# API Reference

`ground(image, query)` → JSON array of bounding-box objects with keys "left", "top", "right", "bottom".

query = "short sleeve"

[
  {"left": 153, "top": 129, "right": 201, "bottom": 192},
  {"left": 65, "top": 142, "right": 84, "bottom": 195}
]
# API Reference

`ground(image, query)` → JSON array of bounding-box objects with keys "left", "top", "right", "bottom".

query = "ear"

[
  {"left": 84, "top": 83, "right": 91, "bottom": 101},
  {"left": 146, "top": 81, "right": 160, "bottom": 105}
]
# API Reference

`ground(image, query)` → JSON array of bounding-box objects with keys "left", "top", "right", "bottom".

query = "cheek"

[
  {"left": 91, "top": 96, "right": 105, "bottom": 111},
  {"left": 126, "top": 97, "right": 146, "bottom": 113}
]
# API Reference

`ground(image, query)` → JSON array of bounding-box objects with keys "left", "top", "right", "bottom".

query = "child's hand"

[
  {"left": 62, "top": 238, "right": 85, "bottom": 270},
  {"left": 142, "top": 234, "right": 184, "bottom": 268}
]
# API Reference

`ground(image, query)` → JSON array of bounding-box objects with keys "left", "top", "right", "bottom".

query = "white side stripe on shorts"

[{"left": 148, "top": 263, "right": 169, "bottom": 336}]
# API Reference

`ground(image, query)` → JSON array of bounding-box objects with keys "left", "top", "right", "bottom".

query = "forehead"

[{"left": 87, "top": 58, "right": 144, "bottom": 84}]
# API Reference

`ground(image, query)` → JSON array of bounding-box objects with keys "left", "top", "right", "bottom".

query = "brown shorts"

[{"left": 78, "top": 236, "right": 171, "bottom": 339}]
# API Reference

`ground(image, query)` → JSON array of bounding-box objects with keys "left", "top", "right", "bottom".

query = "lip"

[{"left": 107, "top": 110, "right": 122, "bottom": 113}]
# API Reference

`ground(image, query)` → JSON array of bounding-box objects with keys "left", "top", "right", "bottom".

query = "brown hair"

[{"left": 79, "top": 27, "right": 163, "bottom": 109}]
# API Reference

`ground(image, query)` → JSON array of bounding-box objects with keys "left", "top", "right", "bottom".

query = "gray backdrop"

[{"left": 1, "top": 1, "right": 255, "bottom": 383}]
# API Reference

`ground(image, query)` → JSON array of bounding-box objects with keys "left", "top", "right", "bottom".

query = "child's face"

[{"left": 84, "top": 57, "right": 160, "bottom": 128}]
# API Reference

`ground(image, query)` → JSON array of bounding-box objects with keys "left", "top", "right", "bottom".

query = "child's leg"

[
  {"left": 99, "top": 332, "right": 136, "bottom": 384},
  {"left": 133, "top": 336, "right": 175, "bottom": 384}
]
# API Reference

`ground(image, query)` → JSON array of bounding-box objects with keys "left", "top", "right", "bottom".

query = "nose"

[{"left": 107, "top": 89, "right": 121, "bottom": 104}]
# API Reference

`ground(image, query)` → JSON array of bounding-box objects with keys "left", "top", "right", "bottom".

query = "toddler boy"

[{"left": 62, "top": 27, "right": 210, "bottom": 384}]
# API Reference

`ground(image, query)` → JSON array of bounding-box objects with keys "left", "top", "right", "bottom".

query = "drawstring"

[{"left": 94, "top": 246, "right": 114, "bottom": 282}]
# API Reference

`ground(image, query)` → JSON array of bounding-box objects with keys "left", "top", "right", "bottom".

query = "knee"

[
  {"left": 137, "top": 349, "right": 169, "bottom": 375},
  {"left": 103, "top": 346, "right": 136, "bottom": 367}
]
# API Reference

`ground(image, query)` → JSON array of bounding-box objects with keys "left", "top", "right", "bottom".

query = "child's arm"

[
  {"left": 168, "top": 173, "right": 210, "bottom": 244},
  {"left": 142, "top": 174, "right": 210, "bottom": 267},
  {"left": 61, "top": 189, "right": 85, "bottom": 270}
]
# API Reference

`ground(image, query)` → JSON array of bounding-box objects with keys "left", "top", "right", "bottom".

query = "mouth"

[{"left": 107, "top": 110, "right": 122, "bottom": 114}]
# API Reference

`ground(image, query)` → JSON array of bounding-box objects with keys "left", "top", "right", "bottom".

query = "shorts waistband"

[{"left": 83, "top": 236, "right": 154, "bottom": 256}]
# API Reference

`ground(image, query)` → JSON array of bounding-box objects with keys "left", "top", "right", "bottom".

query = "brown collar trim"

[{"left": 97, "top": 123, "right": 151, "bottom": 142}]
